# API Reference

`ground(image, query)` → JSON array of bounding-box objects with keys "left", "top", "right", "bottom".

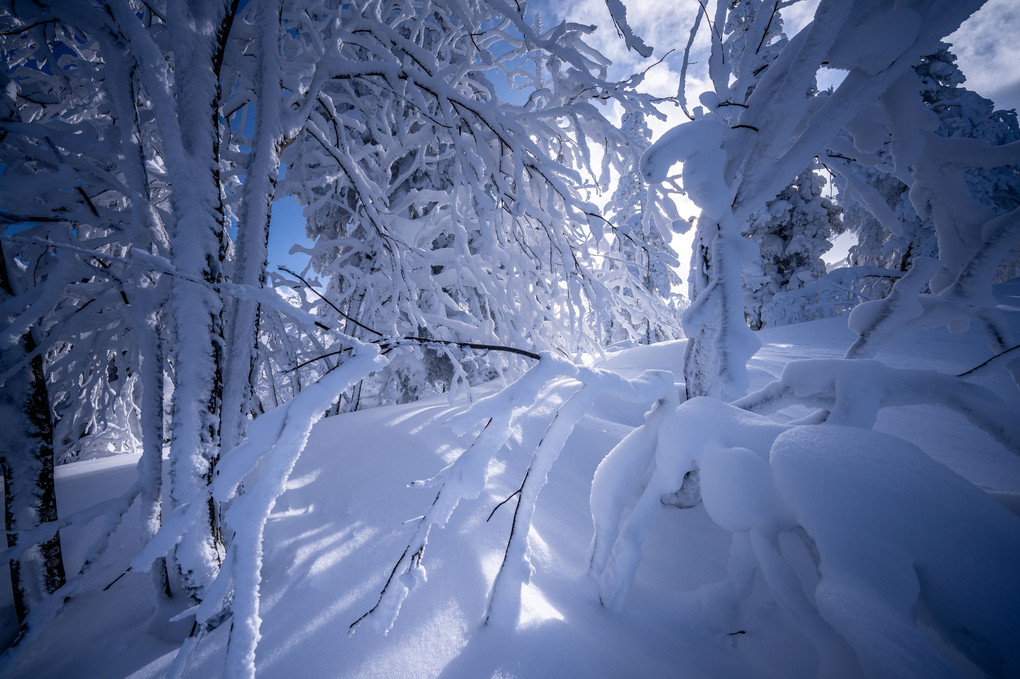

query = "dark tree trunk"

[{"left": 0, "top": 245, "right": 66, "bottom": 624}]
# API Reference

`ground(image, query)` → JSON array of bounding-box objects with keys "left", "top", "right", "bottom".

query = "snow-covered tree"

[
  {"left": 835, "top": 43, "right": 1020, "bottom": 291},
  {"left": 405, "top": 4, "right": 1020, "bottom": 675},
  {"left": 616, "top": 8, "right": 1020, "bottom": 669},
  {"left": 841, "top": 164, "right": 933, "bottom": 273},
  {"left": 281, "top": 0, "right": 661, "bottom": 408},
  {"left": 375, "top": 1, "right": 1017, "bottom": 672},
  {"left": 0, "top": 242, "right": 65, "bottom": 625},
  {"left": 1, "top": 0, "right": 349, "bottom": 616},
  {"left": 916, "top": 43, "right": 1020, "bottom": 284},
  {"left": 696, "top": 2, "right": 844, "bottom": 331},
  {"left": 743, "top": 165, "right": 842, "bottom": 329},
  {"left": 5, "top": 1, "right": 1020, "bottom": 677},
  {"left": 645, "top": 0, "right": 794, "bottom": 398},
  {"left": 637, "top": 0, "right": 1020, "bottom": 396},
  {"left": 598, "top": 111, "right": 683, "bottom": 345},
  {"left": 0, "top": 13, "right": 145, "bottom": 624},
  {"left": 1, "top": 0, "right": 666, "bottom": 671}
]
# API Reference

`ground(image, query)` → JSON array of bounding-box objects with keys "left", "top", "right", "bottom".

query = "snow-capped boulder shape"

[
  {"left": 771, "top": 424, "right": 1020, "bottom": 677},
  {"left": 699, "top": 446, "right": 784, "bottom": 533}
]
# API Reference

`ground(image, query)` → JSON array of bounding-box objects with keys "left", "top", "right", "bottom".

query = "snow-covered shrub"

[{"left": 587, "top": 365, "right": 1020, "bottom": 677}]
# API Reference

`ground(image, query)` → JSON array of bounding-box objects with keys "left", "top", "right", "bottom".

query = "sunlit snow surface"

[{"left": 5, "top": 282, "right": 1020, "bottom": 678}]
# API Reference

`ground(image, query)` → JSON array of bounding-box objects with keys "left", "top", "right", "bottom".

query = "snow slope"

[{"left": 5, "top": 282, "right": 1020, "bottom": 678}]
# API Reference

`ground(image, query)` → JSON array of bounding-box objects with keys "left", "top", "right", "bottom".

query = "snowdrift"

[{"left": 4, "top": 282, "right": 1020, "bottom": 679}]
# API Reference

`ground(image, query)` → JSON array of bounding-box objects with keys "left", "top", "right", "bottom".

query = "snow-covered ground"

[{"left": 5, "top": 282, "right": 1020, "bottom": 678}]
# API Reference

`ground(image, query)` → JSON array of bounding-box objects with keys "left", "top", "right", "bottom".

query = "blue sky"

[{"left": 267, "top": 195, "right": 313, "bottom": 274}]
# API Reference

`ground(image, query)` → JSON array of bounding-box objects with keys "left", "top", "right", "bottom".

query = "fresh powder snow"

[{"left": 4, "top": 282, "right": 1018, "bottom": 678}]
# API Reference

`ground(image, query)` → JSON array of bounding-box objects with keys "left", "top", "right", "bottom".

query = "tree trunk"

[
  {"left": 131, "top": 301, "right": 172, "bottom": 601},
  {"left": 155, "top": 0, "right": 237, "bottom": 599},
  {"left": 222, "top": 2, "right": 283, "bottom": 451},
  {"left": 0, "top": 245, "right": 66, "bottom": 624}
]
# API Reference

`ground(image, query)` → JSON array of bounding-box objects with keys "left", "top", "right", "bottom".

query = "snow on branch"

[
  {"left": 482, "top": 364, "right": 676, "bottom": 627},
  {"left": 733, "top": 357, "right": 1020, "bottom": 452},
  {"left": 278, "top": 265, "right": 543, "bottom": 365},
  {"left": 603, "top": 0, "right": 654, "bottom": 58},
  {"left": 349, "top": 357, "right": 565, "bottom": 635}
]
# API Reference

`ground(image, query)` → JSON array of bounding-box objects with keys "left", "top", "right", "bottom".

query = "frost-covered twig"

[
  {"left": 958, "top": 344, "right": 1020, "bottom": 378},
  {"left": 279, "top": 265, "right": 544, "bottom": 366},
  {"left": 1, "top": 235, "right": 336, "bottom": 336},
  {"left": 278, "top": 266, "right": 383, "bottom": 338},
  {"left": 603, "top": 0, "right": 653, "bottom": 57},
  {"left": 484, "top": 383, "right": 598, "bottom": 626},
  {"left": 0, "top": 484, "right": 139, "bottom": 564},
  {"left": 349, "top": 358, "right": 565, "bottom": 634}
]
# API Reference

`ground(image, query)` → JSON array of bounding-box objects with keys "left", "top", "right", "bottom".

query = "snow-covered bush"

[
  {"left": 357, "top": 321, "right": 1020, "bottom": 676},
  {"left": 589, "top": 360, "right": 1020, "bottom": 676}
]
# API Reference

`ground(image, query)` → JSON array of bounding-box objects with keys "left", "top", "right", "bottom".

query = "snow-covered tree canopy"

[
  {"left": 837, "top": 42, "right": 1020, "bottom": 288},
  {"left": 277, "top": 0, "right": 686, "bottom": 409},
  {"left": 641, "top": 0, "right": 1020, "bottom": 396}
]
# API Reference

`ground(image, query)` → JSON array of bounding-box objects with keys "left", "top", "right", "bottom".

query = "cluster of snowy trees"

[
  {"left": 1, "top": 0, "right": 1019, "bottom": 676},
  {"left": 0, "top": 0, "right": 681, "bottom": 662}
]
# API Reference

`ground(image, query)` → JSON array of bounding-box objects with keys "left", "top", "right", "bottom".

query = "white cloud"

[
  {"left": 947, "top": 0, "right": 1020, "bottom": 112},
  {"left": 564, "top": 0, "right": 1020, "bottom": 110},
  {"left": 544, "top": 0, "right": 707, "bottom": 94}
]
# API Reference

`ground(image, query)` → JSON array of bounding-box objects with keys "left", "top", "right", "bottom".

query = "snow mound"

[{"left": 773, "top": 424, "right": 1020, "bottom": 677}]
